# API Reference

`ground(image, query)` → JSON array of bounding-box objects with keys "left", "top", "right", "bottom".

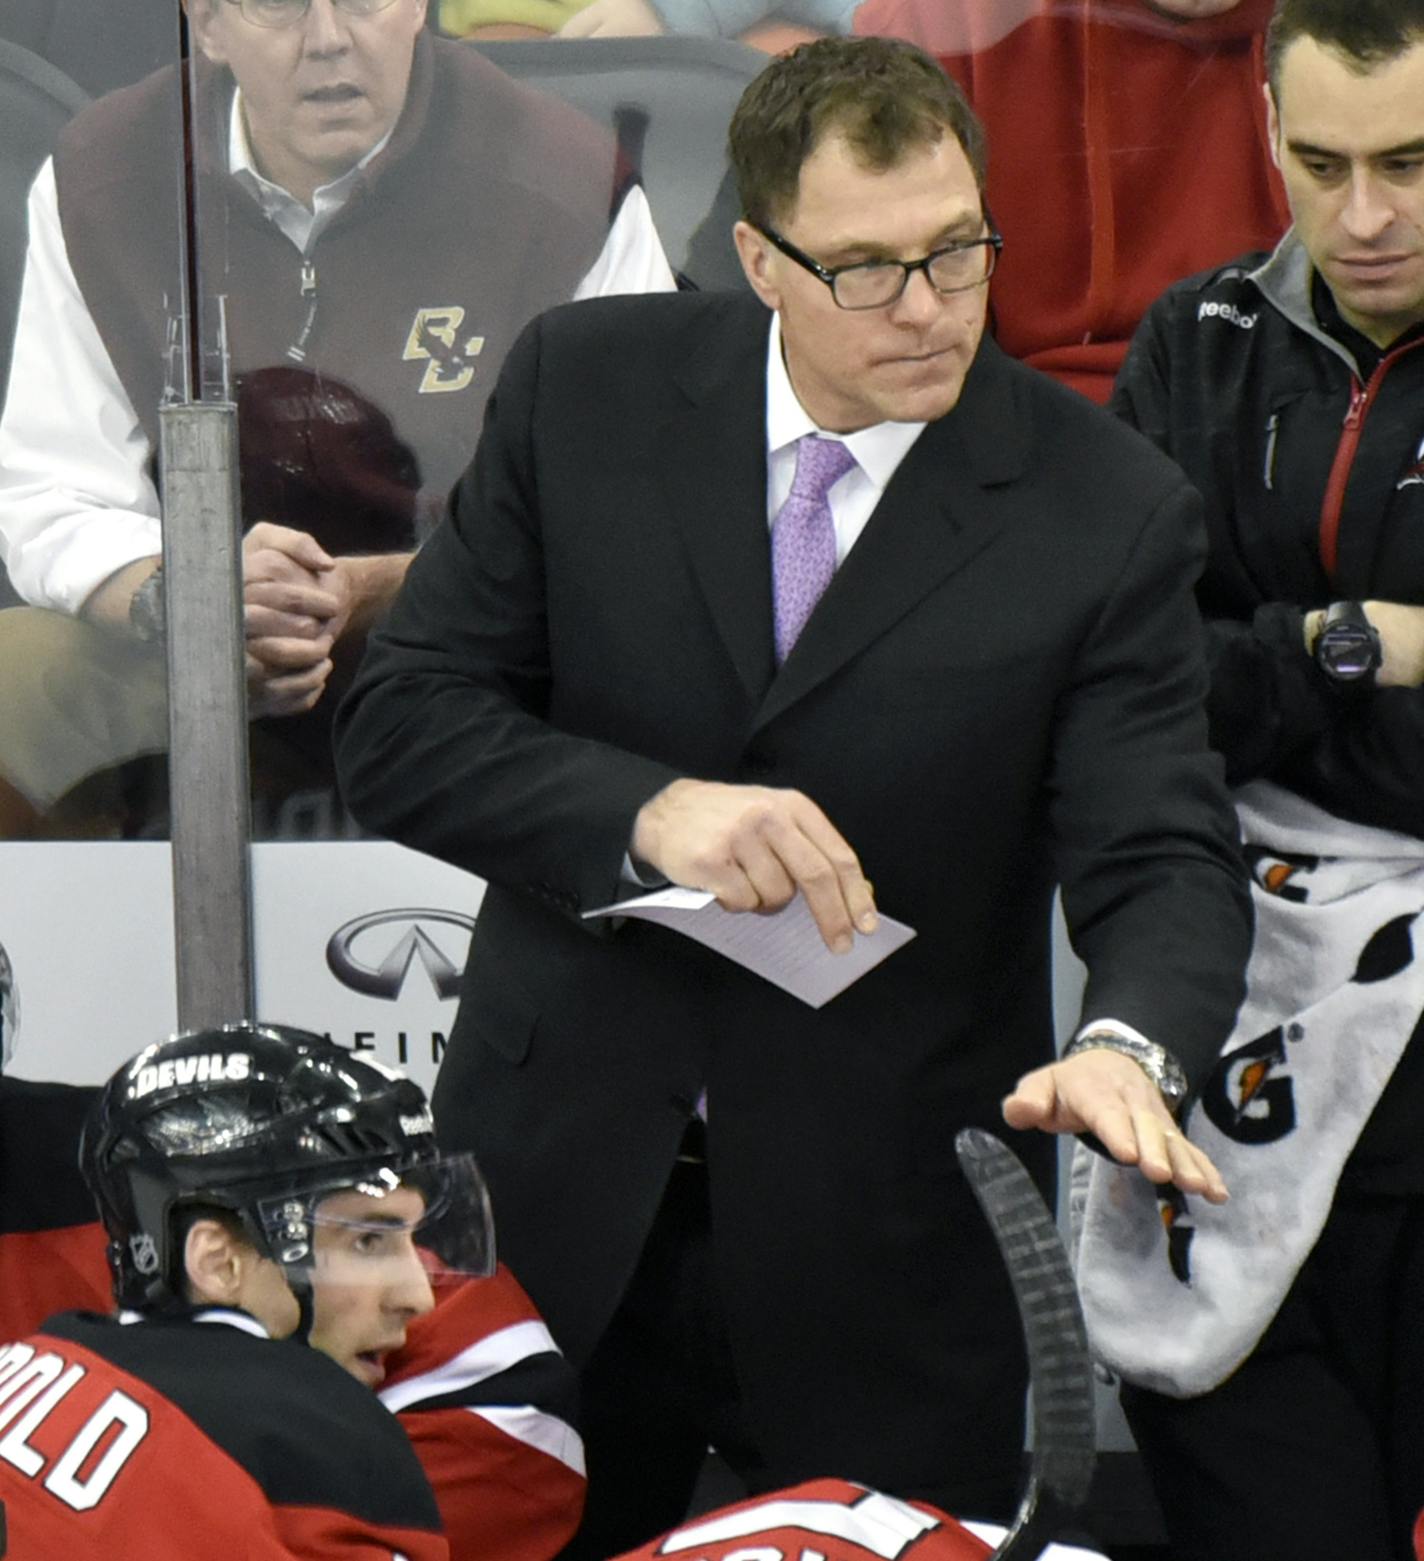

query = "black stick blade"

[{"left": 955, "top": 1128, "right": 1096, "bottom": 1561}]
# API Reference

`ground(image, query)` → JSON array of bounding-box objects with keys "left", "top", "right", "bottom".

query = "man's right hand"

[{"left": 631, "top": 778, "right": 877, "bottom": 952}]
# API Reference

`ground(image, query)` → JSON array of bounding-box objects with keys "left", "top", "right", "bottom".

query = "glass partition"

[
  {"left": 0, "top": 10, "right": 183, "bottom": 848},
  {"left": 0, "top": 0, "right": 1284, "bottom": 1540},
  {"left": 0, "top": 5, "right": 187, "bottom": 1081},
  {"left": 0, "top": 0, "right": 1283, "bottom": 1000},
  {"left": 0, "top": 8, "right": 1283, "bottom": 1092}
]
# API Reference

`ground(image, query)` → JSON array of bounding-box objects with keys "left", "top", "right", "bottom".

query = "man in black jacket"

[
  {"left": 337, "top": 34, "right": 1250, "bottom": 1557},
  {"left": 1108, "top": 2, "right": 1424, "bottom": 1556}
]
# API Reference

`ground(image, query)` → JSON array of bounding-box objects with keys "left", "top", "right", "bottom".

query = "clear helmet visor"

[{"left": 255, "top": 1150, "right": 496, "bottom": 1290}]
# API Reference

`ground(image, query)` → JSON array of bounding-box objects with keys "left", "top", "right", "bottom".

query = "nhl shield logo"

[{"left": 129, "top": 1233, "right": 160, "bottom": 1276}]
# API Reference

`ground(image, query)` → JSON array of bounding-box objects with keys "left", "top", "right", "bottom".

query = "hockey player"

[
  {"left": 0, "top": 1024, "right": 586, "bottom": 1559},
  {"left": 608, "top": 1479, "right": 1110, "bottom": 1561},
  {"left": 0, "top": 1024, "right": 491, "bottom": 1557}
]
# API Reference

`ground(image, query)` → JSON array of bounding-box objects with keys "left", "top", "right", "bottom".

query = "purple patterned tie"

[{"left": 772, "top": 435, "right": 857, "bottom": 664}]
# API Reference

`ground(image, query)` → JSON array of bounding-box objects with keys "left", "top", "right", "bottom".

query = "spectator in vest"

[
  {"left": 0, "top": 0, "right": 673, "bottom": 839},
  {"left": 334, "top": 33, "right": 1249, "bottom": 1556}
]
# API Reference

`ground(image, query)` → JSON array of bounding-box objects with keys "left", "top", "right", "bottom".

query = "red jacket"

[{"left": 853, "top": 0, "right": 1289, "bottom": 402}]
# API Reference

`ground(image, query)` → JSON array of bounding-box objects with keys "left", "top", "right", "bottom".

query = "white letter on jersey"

[
  {"left": 0, "top": 1344, "right": 36, "bottom": 1392},
  {"left": 660, "top": 1494, "right": 940, "bottom": 1559},
  {"left": 45, "top": 1391, "right": 149, "bottom": 1511},
  {"left": 0, "top": 1353, "right": 66, "bottom": 1431},
  {"left": 0, "top": 1363, "right": 84, "bottom": 1475}
]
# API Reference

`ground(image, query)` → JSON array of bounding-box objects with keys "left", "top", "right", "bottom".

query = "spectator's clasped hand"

[{"left": 241, "top": 521, "right": 346, "bottom": 719}]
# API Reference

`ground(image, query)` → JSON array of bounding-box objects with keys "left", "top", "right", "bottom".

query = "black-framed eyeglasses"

[
  {"left": 756, "top": 223, "right": 1003, "bottom": 311},
  {"left": 223, "top": 0, "right": 400, "bottom": 28}
]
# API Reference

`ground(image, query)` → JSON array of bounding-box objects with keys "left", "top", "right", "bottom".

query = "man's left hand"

[{"left": 1002, "top": 1048, "right": 1228, "bottom": 1203}]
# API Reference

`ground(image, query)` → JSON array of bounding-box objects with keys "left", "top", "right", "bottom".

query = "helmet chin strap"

[{"left": 283, "top": 1266, "right": 318, "bottom": 1346}]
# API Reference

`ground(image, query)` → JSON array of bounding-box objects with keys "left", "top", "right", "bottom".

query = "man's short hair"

[
  {"left": 729, "top": 36, "right": 987, "bottom": 233},
  {"left": 1266, "top": 0, "right": 1424, "bottom": 101}
]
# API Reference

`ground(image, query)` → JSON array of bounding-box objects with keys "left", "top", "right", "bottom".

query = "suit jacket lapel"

[
  {"left": 656, "top": 298, "right": 778, "bottom": 705},
  {"left": 755, "top": 337, "right": 1031, "bottom": 731}
]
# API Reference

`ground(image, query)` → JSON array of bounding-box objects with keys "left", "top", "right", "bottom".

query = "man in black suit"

[{"left": 334, "top": 34, "right": 1250, "bottom": 1556}]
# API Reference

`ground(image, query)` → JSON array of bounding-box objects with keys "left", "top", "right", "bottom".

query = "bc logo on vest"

[{"left": 403, "top": 308, "right": 485, "bottom": 394}]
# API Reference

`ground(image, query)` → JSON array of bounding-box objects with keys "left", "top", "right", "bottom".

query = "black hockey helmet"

[{"left": 80, "top": 1022, "right": 494, "bottom": 1314}]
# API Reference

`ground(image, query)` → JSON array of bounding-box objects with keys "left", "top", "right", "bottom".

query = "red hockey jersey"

[
  {"left": 0, "top": 1078, "right": 583, "bottom": 1558},
  {"left": 0, "top": 1309, "right": 448, "bottom": 1559},
  {"left": 379, "top": 1266, "right": 586, "bottom": 1561},
  {"left": 610, "top": 1479, "right": 993, "bottom": 1561}
]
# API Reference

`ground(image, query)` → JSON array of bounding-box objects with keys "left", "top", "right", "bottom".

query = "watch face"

[{"left": 1320, "top": 623, "right": 1377, "bottom": 679}]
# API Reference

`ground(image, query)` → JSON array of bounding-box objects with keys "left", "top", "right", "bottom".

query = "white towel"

[{"left": 1073, "top": 780, "right": 1424, "bottom": 1396}]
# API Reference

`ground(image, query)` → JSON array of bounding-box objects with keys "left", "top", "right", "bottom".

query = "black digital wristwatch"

[{"left": 1313, "top": 599, "right": 1381, "bottom": 687}]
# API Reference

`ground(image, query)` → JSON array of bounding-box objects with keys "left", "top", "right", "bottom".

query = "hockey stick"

[{"left": 955, "top": 1129, "right": 1096, "bottom": 1561}]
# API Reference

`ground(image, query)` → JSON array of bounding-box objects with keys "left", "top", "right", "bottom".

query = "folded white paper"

[{"left": 583, "top": 887, "right": 916, "bottom": 1008}]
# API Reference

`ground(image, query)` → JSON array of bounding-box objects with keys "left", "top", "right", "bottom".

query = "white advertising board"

[
  {"left": 0, "top": 840, "right": 483, "bottom": 1097},
  {"left": 1, "top": 843, "right": 178, "bottom": 1084}
]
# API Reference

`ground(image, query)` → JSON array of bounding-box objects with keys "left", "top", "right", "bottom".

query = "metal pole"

[{"left": 159, "top": 401, "right": 254, "bottom": 1030}]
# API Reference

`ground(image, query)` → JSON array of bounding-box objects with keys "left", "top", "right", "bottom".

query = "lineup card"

[{"left": 583, "top": 887, "right": 915, "bottom": 1008}]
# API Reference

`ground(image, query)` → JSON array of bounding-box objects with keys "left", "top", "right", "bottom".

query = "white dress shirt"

[{"left": 762, "top": 311, "right": 926, "bottom": 545}]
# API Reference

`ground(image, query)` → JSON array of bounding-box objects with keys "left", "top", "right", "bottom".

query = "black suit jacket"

[{"left": 335, "top": 290, "right": 1249, "bottom": 1496}]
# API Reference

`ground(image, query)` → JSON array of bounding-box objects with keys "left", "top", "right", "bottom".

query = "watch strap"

[
  {"left": 1062, "top": 1028, "right": 1188, "bottom": 1113},
  {"left": 128, "top": 563, "right": 166, "bottom": 644}
]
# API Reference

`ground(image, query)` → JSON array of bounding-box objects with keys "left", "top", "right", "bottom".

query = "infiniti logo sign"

[{"left": 326, "top": 910, "right": 475, "bottom": 1001}]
